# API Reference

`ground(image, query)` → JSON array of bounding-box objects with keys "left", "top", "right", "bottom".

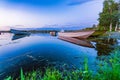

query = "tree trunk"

[
  {"left": 119, "top": 23, "right": 120, "bottom": 30},
  {"left": 109, "top": 23, "right": 112, "bottom": 32},
  {"left": 115, "top": 22, "right": 118, "bottom": 31}
]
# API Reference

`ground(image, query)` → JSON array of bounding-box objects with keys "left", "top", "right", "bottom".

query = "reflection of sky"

[
  {"left": 0, "top": 33, "right": 14, "bottom": 46},
  {"left": 0, "top": 33, "right": 97, "bottom": 63},
  {"left": 0, "top": 0, "right": 104, "bottom": 30},
  {"left": 0, "top": 33, "right": 97, "bottom": 79},
  {"left": 117, "top": 39, "right": 120, "bottom": 46}
]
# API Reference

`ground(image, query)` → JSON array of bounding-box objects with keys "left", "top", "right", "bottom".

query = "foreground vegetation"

[{"left": 5, "top": 49, "right": 120, "bottom": 80}]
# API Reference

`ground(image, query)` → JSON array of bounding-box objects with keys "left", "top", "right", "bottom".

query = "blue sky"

[
  {"left": 3, "top": 0, "right": 89, "bottom": 7},
  {"left": 0, "top": 0, "right": 104, "bottom": 30}
]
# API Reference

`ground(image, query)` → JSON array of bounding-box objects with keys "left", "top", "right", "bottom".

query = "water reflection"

[
  {"left": 58, "top": 36, "right": 94, "bottom": 48},
  {"left": 92, "top": 38, "right": 118, "bottom": 56},
  {"left": 12, "top": 34, "right": 30, "bottom": 40},
  {"left": 0, "top": 33, "right": 14, "bottom": 46},
  {"left": 0, "top": 33, "right": 97, "bottom": 79},
  {"left": 0, "top": 32, "right": 120, "bottom": 79}
]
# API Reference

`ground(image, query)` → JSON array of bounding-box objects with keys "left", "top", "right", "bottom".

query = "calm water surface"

[{"left": 0, "top": 33, "right": 119, "bottom": 78}]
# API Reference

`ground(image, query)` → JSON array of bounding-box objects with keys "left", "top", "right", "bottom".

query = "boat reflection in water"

[
  {"left": 58, "top": 36, "right": 120, "bottom": 56},
  {"left": 12, "top": 34, "right": 30, "bottom": 40},
  {"left": 58, "top": 36, "right": 94, "bottom": 48},
  {"left": 10, "top": 28, "right": 31, "bottom": 40}
]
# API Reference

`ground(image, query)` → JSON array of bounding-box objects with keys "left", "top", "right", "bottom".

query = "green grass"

[
  {"left": 5, "top": 49, "right": 120, "bottom": 80},
  {"left": 93, "top": 50, "right": 120, "bottom": 80},
  {"left": 90, "top": 30, "right": 107, "bottom": 37}
]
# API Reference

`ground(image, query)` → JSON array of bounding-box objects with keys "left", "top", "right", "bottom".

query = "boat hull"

[
  {"left": 58, "top": 30, "right": 95, "bottom": 39},
  {"left": 10, "top": 29, "right": 29, "bottom": 35}
]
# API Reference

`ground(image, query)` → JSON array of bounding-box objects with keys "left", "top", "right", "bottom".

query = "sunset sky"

[{"left": 0, "top": 0, "right": 104, "bottom": 30}]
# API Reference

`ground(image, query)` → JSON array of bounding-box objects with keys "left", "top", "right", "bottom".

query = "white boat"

[
  {"left": 10, "top": 29, "right": 30, "bottom": 35},
  {"left": 58, "top": 30, "right": 95, "bottom": 39}
]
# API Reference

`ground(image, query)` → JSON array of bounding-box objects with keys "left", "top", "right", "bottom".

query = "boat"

[
  {"left": 58, "top": 30, "right": 95, "bottom": 39},
  {"left": 10, "top": 29, "right": 30, "bottom": 35},
  {"left": 50, "top": 31, "right": 57, "bottom": 36},
  {"left": 58, "top": 36, "right": 94, "bottom": 48}
]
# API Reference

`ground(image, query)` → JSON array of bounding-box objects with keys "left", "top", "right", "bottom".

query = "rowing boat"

[
  {"left": 58, "top": 30, "right": 95, "bottom": 39},
  {"left": 10, "top": 29, "right": 30, "bottom": 35}
]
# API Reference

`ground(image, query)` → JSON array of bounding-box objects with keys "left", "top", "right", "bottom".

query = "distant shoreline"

[
  {"left": 0, "top": 29, "right": 82, "bottom": 33},
  {"left": 0, "top": 31, "right": 10, "bottom": 33}
]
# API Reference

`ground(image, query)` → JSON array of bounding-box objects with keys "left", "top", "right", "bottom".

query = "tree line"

[{"left": 98, "top": 0, "right": 120, "bottom": 31}]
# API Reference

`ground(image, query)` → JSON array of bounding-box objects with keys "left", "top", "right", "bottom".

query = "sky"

[{"left": 0, "top": 0, "right": 104, "bottom": 30}]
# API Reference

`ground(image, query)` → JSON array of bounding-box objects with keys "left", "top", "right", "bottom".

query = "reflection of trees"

[{"left": 95, "top": 38, "right": 117, "bottom": 56}]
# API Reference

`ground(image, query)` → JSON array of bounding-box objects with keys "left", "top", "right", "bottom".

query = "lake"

[{"left": 0, "top": 33, "right": 120, "bottom": 79}]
